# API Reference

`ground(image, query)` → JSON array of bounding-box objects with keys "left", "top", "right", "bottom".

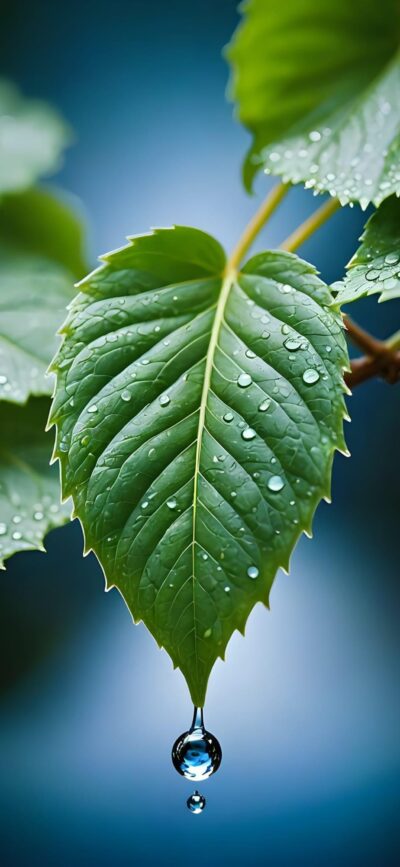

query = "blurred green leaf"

[
  {"left": 226, "top": 0, "right": 400, "bottom": 206},
  {"left": 335, "top": 197, "right": 400, "bottom": 304},
  {"left": 0, "top": 80, "right": 70, "bottom": 195},
  {"left": 0, "top": 397, "right": 71, "bottom": 568},
  {"left": 0, "top": 188, "right": 86, "bottom": 405},
  {"left": 50, "top": 226, "right": 348, "bottom": 704},
  {"left": 0, "top": 187, "right": 87, "bottom": 278}
]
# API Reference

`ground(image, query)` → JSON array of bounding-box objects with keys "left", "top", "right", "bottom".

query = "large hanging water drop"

[
  {"left": 172, "top": 706, "right": 222, "bottom": 781},
  {"left": 187, "top": 790, "right": 206, "bottom": 814}
]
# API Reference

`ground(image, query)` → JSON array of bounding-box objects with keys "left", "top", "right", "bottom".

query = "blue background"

[{"left": 0, "top": 1, "right": 399, "bottom": 864}]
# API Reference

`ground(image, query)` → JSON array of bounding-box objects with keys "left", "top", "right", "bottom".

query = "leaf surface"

[
  {"left": 226, "top": 0, "right": 400, "bottom": 206},
  {"left": 50, "top": 226, "right": 349, "bottom": 704},
  {"left": 0, "top": 398, "right": 71, "bottom": 568},
  {"left": 335, "top": 196, "right": 400, "bottom": 304},
  {"left": 0, "top": 80, "right": 70, "bottom": 195}
]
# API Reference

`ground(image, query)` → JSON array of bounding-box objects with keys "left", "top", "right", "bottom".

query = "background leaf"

[
  {"left": 0, "top": 80, "right": 70, "bottom": 195},
  {"left": 226, "top": 0, "right": 400, "bottom": 206},
  {"left": 0, "top": 398, "right": 71, "bottom": 568},
  {"left": 0, "top": 188, "right": 86, "bottom": 404},
  {"left": 51, "top": 226, "right": 349, "bottom": 705},
  {"left": 335, "top": 196, "right": 400, "bottom": 304}
]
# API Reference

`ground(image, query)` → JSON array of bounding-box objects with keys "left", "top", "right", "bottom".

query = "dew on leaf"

[
  {"left": 159, "top": 394, "right": 170, "bottom": 406},
  {"left": 121, "top": 389, "right": 131, "bottom": 402},
  {"left": 366, "top": 269, "right": 381, "bottom": 281},
  {"left": 0, "top": 523, "right": 7, "bottom": 535},
  {"left": 247, "top": 565, "right": 259, "bottom": 579},
  {"left": 242, "top": 427, "right": 256, "bottom": 441},
  {"left": 223, "top": 412, "right": 234, "bottom": 423},
  {"left": 33, "top": 511, "right": 44, "bottom": 521},
  {"left": 284, "top": 336, "right": 302, "bottom": 351},
  {"left": 167, "top": 498, "right": 177, "bottom": 510},
  {"left": 302, "top": 368, "right": 320, "bottom": 385},
  {"left": 245, "top": 349, "right": 256, "bottom": 359},
  {"left": 258, "top": 398, "right": 271, "bottom": 412},
  {"left": 237, "top": 373, "right": 252, "bottom": 388},
  {"left": 87, "top": 404, "right": 98, "bottom": 414},
  {"left": 268, "top": 475, "right": 284, "bottom": 492}
]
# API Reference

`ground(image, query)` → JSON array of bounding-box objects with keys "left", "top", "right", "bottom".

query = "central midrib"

[{"left": 190, "top": 266, "right": 236, "bottom": 688}]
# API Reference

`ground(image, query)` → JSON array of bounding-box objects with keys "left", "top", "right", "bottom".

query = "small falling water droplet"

[
  {"left": 172, "top": 706, "right": 222, "bottom": 782},
  {"left": 187, "top": 790, "right": 206, "bottom": 814}
]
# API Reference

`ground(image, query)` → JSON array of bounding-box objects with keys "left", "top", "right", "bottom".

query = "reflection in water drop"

[
  {"left": 172, "top": 706, "right": 222, "bottom": 781},
  {"left": 187, "top": 790, "right": 206, "bottom": 814}
]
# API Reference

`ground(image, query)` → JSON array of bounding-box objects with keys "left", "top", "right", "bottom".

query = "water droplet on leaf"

[
  {"left": 172, "top": 707, "right": 222, "bottom": 781},
  {"left": 268, "top": 475, "right": 284, "bottom": 492},
  {"left": 302, "top": 369, "right": 320, "bottom": 385}
]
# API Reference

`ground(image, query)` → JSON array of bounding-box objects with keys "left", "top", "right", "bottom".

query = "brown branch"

[
  {"left": 342, "top": 315, "right": 400, "bottom": 388},
  {"left": 343, "top": 316, "right": 386, "bottom": 356},
  {"left": 345, "top": 349, "right": 400, "bottom": 388}
]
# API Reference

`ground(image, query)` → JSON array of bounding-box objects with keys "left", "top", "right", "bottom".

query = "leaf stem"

[
  {"left": 227, "top": 182, "right": 289, "bottom": 272},
  {"left": 279, "top": 197, "right": 340, "bottom": 253}
]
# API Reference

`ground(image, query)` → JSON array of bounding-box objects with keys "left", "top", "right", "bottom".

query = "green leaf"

[
  {"left": 0, "top": 188, "right": 86, "bottom": 404},
  {"left": 0, "top": 187, "right": 87, "bottom": 278},
  {"left": 0, "top": 397, "right": 71, "bottom": 568},
  {"left": 226, "top": 0, "right": 400, "bottom": 207},
  {"left": 0, "top": 80, "right": 70, "bottom": 195},
  {"left": 50, "top": 226, "right": 349, "bottom": 705},
  {"left": 335, "top": 196, "right": 400, "bottom": 304}
]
